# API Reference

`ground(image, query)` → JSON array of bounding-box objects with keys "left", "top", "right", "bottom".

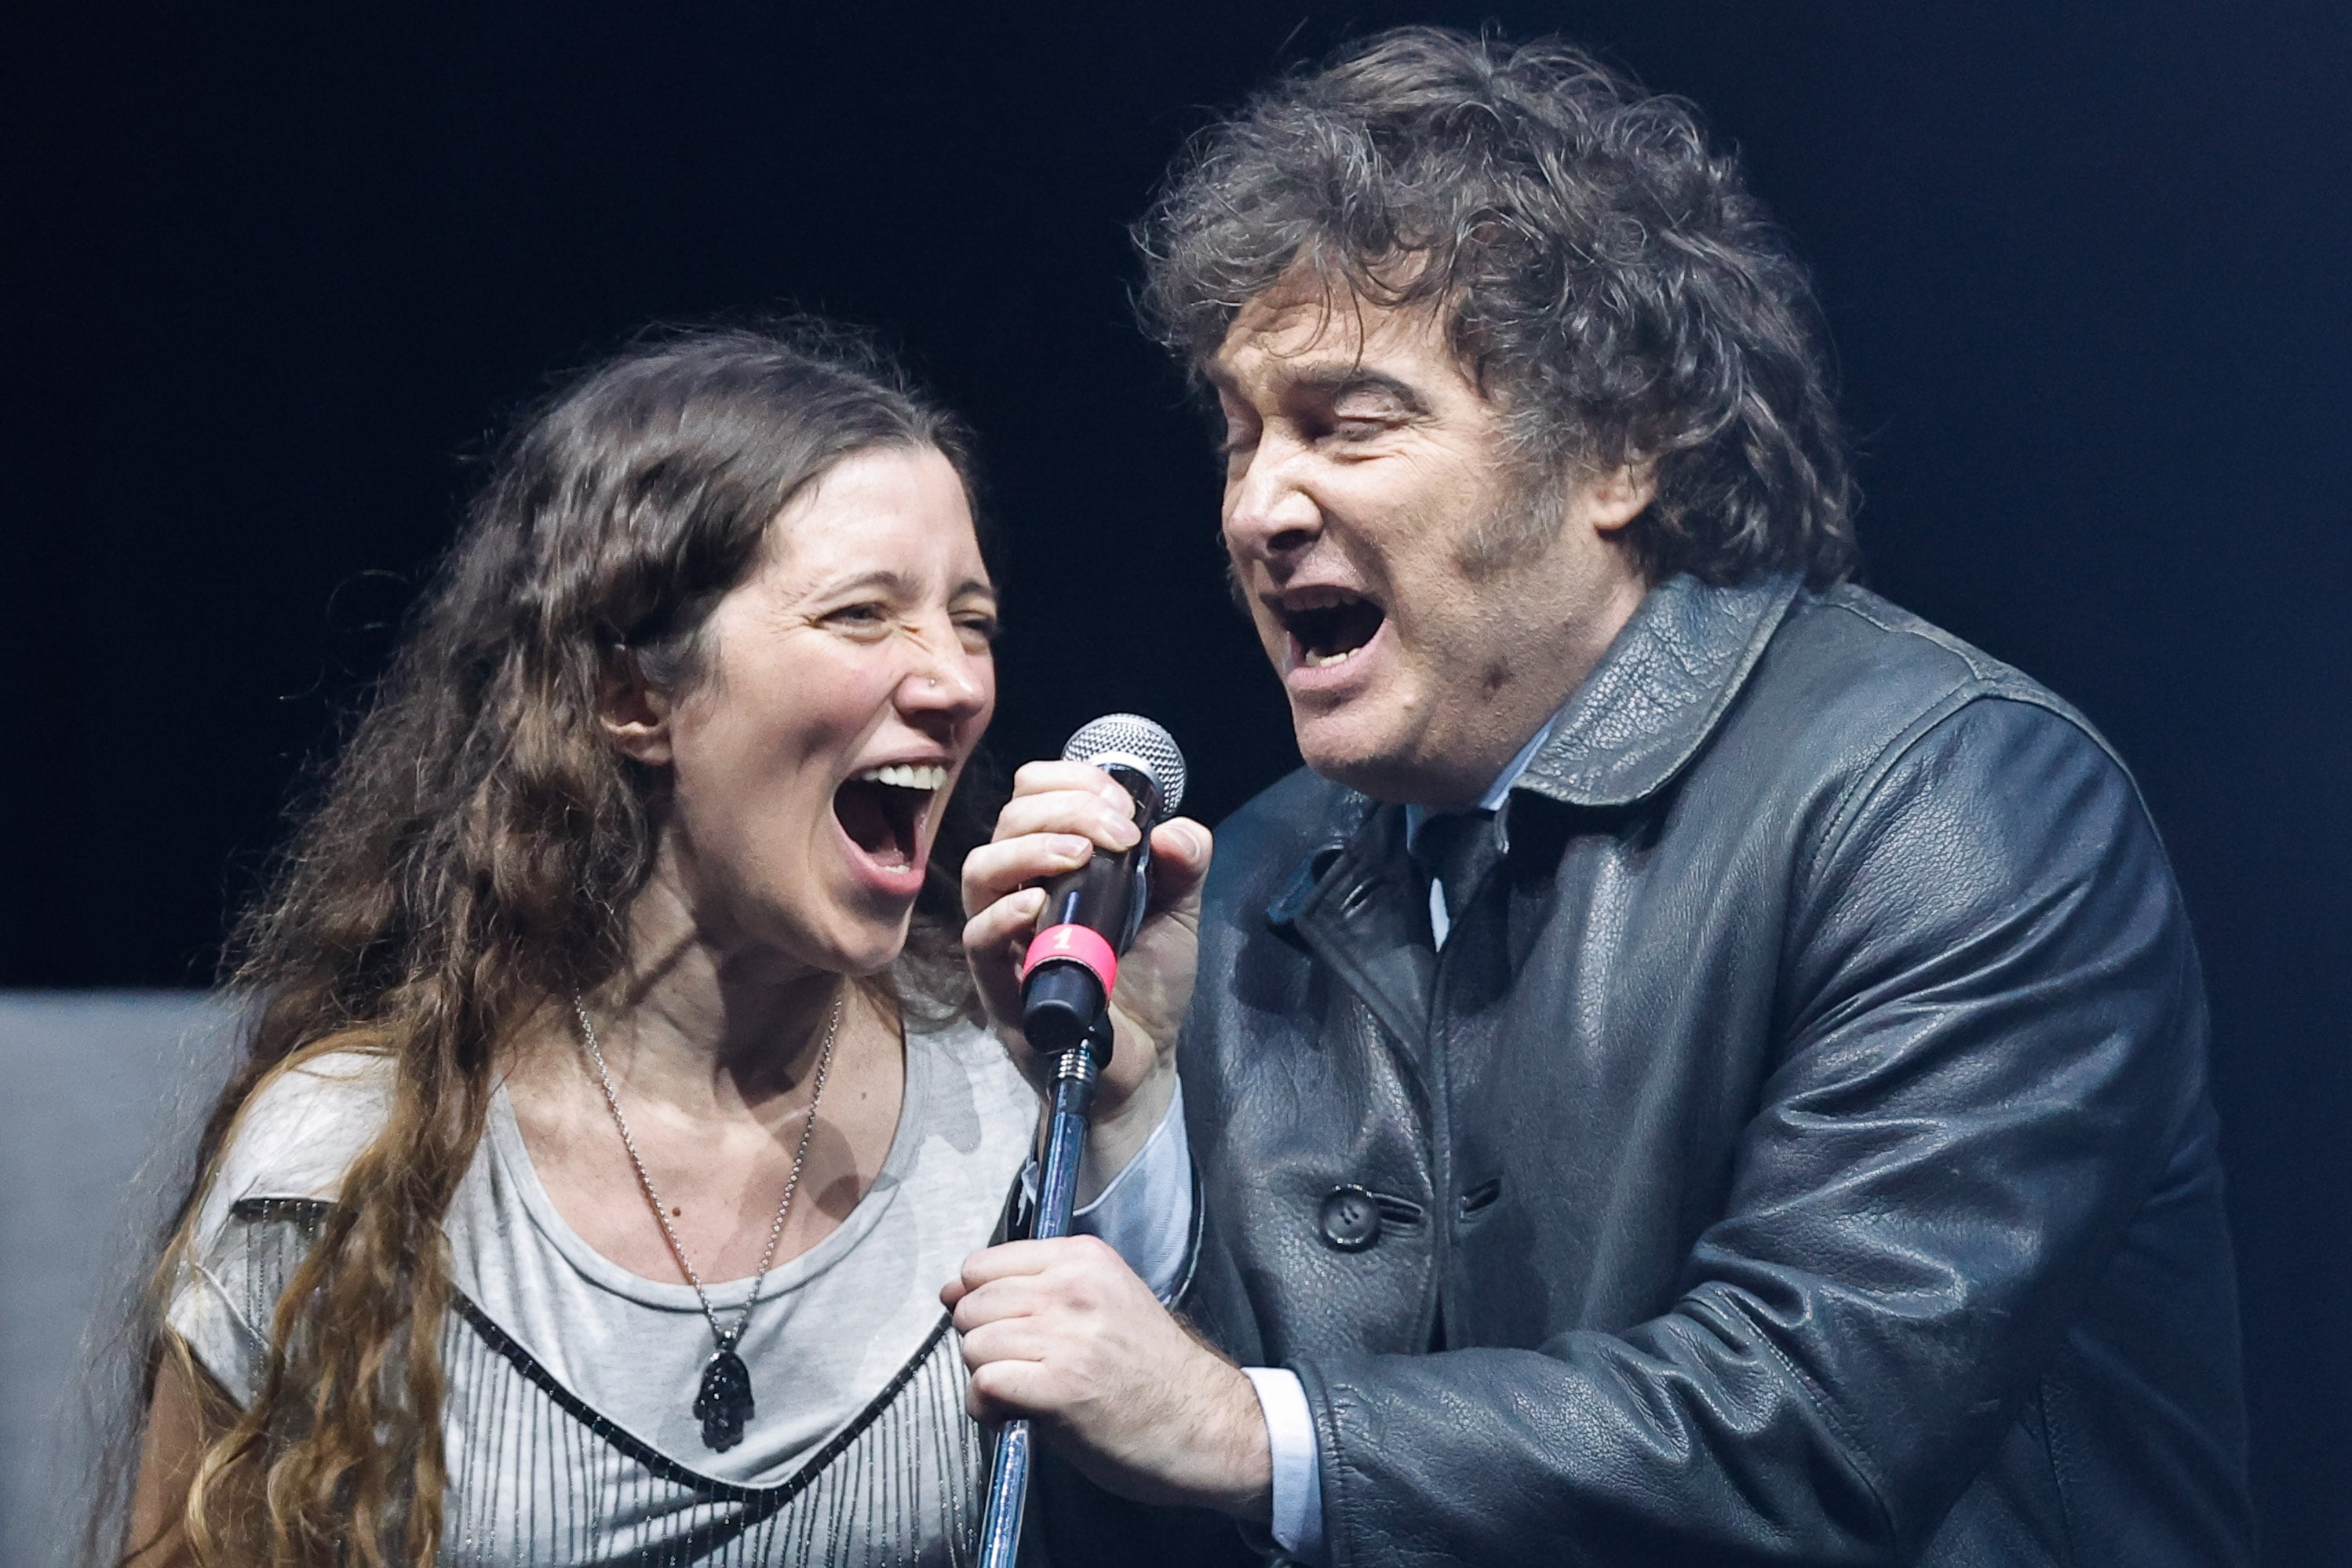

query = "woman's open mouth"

[{"left": 831, "top": 763, "right": 949, "bottom": 877}]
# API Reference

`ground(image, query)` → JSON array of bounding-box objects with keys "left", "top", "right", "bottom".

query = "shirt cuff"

[
  {"left": 1242, "top": 1366, "right": 1326, "bottom": 1564},
  {"left": 1063, "top": 1080, "right": 1193, "bottom": 1300}
]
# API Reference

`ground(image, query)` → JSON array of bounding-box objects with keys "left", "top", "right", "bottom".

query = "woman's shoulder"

[
  {"left": 207, "top": 1039, "right": 399, "bottom": 1210},
  {"left": 904, "top": 1012, "right": 1037, "bottom": 1151}
]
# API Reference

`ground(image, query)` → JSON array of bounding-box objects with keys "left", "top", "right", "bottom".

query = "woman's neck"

[{"left": 579, "top": 869, "right": 862, "bottom": 1119}]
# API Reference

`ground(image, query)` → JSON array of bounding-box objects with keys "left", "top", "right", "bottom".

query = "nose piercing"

[{"left": 926, "top": 676, "right": 939, "bottom": 688}]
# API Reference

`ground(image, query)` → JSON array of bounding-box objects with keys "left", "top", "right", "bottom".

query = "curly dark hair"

[{"left": 1136, "top": 26, "right": 1858, "bottom": 586}]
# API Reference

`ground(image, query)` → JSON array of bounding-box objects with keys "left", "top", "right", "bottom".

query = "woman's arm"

[{"left": 126, "top": 1348, "right": 229, "bottom": 1568}]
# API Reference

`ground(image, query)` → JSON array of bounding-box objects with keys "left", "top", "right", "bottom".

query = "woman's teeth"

[{"left": 857, "top": 763, "right": 948, "bottom": 791}]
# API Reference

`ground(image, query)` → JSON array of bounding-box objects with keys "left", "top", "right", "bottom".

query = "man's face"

[{"left": 1211, "top": 278, "right": 1652, "bottom": 806}]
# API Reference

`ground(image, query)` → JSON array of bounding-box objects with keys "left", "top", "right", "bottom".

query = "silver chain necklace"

[{"left": 570, "top": 992, "right": 841, "bottom": 1453}]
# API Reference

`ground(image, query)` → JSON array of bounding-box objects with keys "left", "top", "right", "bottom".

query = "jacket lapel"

[
  {"left": 1279, "top": 801, "right": 1435, "bottom": 1059},
  {"left": 1268, "top": 573, "right": 1803, "bottom": 1051}
]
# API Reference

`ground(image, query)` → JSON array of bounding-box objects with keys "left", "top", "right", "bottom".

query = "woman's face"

[{"left": 633, "top": 444, "right": 997, "bottom": 978}]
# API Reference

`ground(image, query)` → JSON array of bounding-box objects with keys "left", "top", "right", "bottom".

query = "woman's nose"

[{"left": 898, "top": 646, "right": 990, "bottom": 724}]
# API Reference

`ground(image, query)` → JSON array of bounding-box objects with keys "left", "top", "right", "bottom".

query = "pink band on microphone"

[{"left": 1021, "top": 923, "right": 1119, "bottom": 992}]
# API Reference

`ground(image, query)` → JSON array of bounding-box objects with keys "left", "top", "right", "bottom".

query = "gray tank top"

[{"left": 169, "top": 1019, "right": 1037, "bottom": 1566}]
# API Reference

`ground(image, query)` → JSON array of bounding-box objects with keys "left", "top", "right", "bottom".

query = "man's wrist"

[
  {"left": 1198, "top": 1357, "right": 1274, "bottom": 1522},
  {"left": 1241, "top": 1366, "right": 1324, "bottom": 1559},
  {"left": 1078, "top": 1058, "right": 1176, "bottom": 1204}
]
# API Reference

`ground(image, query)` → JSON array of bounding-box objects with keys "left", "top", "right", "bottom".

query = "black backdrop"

[{"left": 5, "top": 2, "right": 2346, "bottom": 1557}]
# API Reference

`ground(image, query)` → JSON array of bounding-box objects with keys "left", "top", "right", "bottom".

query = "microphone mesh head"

[{"left": 1062, "top": 713, "right": 1187, "bottom": 818}]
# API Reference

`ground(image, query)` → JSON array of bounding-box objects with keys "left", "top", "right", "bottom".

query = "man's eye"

[{"left": 1327, "top": 416, "right": 1390, "bottom": 444}]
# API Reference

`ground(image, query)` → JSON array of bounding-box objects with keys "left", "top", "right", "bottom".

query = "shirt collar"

[{"left": 1402, "top": 707, "right": 1562, "bottom": 855}]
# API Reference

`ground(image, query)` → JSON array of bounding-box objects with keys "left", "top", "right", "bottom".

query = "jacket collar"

[
  {"left": 1513, "top": 571, "right": 1801, "bottom": 810},
  {"left": 1271, "top": 571, "right": 1801, "bottom": 933},
  {"left": 1269, "top": 572, "right": 1800, "bottom": 1053}
]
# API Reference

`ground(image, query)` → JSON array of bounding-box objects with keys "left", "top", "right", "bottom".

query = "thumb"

[{"left": 1147, "top": 818, "right": 1213, "bottom": 908}]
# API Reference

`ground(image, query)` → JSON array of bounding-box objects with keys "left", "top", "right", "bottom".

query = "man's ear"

[
  {"left": 1581, "top": 462, "right": 1659, "bottom": 535},
  {"left": 600, "top": 650, "right": 675, "bottom": 767}
]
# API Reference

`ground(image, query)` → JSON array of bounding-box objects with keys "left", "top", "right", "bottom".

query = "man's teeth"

[
  {"left": 1304, "top": 647, "right": 1361, "bottom": 668},
  {"left": 857, "top": 764, "right": 948, "bottom": 791}
]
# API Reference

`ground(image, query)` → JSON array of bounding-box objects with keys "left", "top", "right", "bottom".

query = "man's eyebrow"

[{"left": 1279, "top": 365, "right": 1430, "bottom": 412}]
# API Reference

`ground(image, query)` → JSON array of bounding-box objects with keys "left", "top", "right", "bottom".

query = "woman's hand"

[{"left": 961, "top": 760, "right": 1211, "bottom": 1194}]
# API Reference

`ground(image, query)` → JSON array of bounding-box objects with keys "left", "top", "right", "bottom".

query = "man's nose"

[{"left": 1222, "top": 444, "right": 1322, "bottom": 564}]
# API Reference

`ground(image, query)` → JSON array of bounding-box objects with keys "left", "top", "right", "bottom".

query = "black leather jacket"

[{"left": 1047, "top": 574, "right": 2252, "bottom": 1567}]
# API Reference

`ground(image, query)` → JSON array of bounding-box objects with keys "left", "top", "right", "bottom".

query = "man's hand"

[
  {"left": 961, "top": 760, "right": 1212, "bottom": 1194},
  {"left": 944, "top": 1236, "right": 1272, "bottom": 1519}
]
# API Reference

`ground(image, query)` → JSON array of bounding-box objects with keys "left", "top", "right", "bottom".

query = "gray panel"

[{"left": 0, "top": 993, "right": 236, "bottom": 1568}]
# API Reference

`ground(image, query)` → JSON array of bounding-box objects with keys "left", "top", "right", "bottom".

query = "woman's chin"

[{"left": 808, "top": 897, "right": 922, "bottom": 979}]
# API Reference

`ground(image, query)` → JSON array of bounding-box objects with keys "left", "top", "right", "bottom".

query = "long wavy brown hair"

[{"left": 106, "top": 322, "right": 994, "bottom": 1567}]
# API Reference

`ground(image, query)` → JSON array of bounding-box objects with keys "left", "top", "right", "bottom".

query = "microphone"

[
  {"left": 1017, "top": 713, "right": 1188, "bottom": 1056},
  {"left": 978, "top": 714, "right": 1185, "bottom": 1568}
]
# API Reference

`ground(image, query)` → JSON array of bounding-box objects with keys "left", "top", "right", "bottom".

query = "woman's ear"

[{"left": 599, "top": 650, "right": 674, "bottom": 767}]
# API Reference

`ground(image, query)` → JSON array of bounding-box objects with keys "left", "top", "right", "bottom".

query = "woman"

[{"left": 119, "top": 324, "right": 1035, "bottom": 1566}]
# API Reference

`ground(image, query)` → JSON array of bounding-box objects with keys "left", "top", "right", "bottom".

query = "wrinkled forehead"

[{"left": 1208, "top": 267, "right": 1458, "bottom": 391}]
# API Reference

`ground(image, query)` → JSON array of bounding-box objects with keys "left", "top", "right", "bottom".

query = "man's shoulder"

[{"left": 1759, "top": 582, "right": 2115, "bottom": 764}]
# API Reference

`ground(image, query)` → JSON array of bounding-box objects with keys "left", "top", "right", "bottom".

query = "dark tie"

[{"left": 1413, "top": 808, "right": 1501, "bottom": 934}]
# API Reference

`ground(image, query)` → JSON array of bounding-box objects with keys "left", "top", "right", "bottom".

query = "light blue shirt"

[{"left": 1081, "top": 707, "right": 1565, "bottom": 1563}]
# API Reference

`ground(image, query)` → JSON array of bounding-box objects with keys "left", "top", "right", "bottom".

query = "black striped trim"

[{"left": 448, "top": 1293, "right": 958, "bottom": 1508}]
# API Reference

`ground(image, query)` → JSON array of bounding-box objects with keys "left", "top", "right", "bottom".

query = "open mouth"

[
  {"left": 1274, "top": 589, "right": 1386, "bottom": 669},
  {"left": 832, "top": 763, "right": 949, "bottom": 872}
]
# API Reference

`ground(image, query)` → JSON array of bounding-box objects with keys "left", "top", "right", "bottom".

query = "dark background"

[{"left": 5, "top": 2, "right": 2345, "bottom": 1557}]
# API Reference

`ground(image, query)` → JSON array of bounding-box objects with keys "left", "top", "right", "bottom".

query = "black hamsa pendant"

[{"left": 695, "top": 1347, "right": 754, "bottom": 1451}]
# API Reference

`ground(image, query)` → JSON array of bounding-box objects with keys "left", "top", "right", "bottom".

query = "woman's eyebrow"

[
  {"left": 811, "top": 569, "right": 995, "bottom": 604},
  {"left": 815, "top": 568, "right": 921, "bottom": 597}
]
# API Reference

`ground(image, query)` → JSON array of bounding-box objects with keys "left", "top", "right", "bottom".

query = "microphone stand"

[{"left": 975, "top": 1020, "right": 1110, "bottom": 1568}]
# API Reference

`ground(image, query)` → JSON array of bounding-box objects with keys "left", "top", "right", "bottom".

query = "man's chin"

[
  {"left": 1296, "top": 725, "right": 1431, "bottom": 806},
  {"left": 1294, "top": 715, "right": 1495, "bottom": 808}
]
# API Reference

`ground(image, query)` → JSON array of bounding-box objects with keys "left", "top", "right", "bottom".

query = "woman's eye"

[
  {"left": 826, "top": 602, "right": 889, "bottom": 629},
  {"left": 955, "top": 614, "right": 1000, "bottom": 647}
]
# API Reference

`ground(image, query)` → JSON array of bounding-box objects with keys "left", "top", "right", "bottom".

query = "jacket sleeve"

[{"left": 1286, "top": 695, "right": 2212, "bottom": 1566}]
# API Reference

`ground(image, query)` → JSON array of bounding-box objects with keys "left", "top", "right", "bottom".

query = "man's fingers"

[
  {"left": 956, "top": 1315, "right": 1059, "bottom": 1369},
  {"left": 949, "top": 1272, "right": 1058, "bottom": 1333},
  {"left": 954, "top": 1236, "right": 1092, "bottom": 1292},
  {"left": 961, "top": 834, "right": 1090, "bottom": 917},
  {"left": 961, "top": 884, "right": 1045, "bottom": 961},
  {"left": 993, "top": 789, "right": 1142, "bottom": 855},
  {"left": 965, "top": 1358, "right": 1062, "bottom": 1423},
  {"left": 1143, "top": 818, "right": 1213, "bottom": 911},
  {"left": 1011, "top": 759, "right": 1143, "bottom": 808}
]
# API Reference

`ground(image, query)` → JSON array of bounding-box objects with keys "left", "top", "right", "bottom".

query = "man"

[{"left": 954, "top": 27, "right": 2252, "bottom": 1566}]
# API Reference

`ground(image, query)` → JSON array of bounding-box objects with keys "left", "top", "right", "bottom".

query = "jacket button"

[{"left": 1318, "top": 1186, "right": 1381, "bottom": 1252}]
